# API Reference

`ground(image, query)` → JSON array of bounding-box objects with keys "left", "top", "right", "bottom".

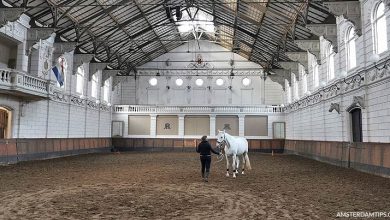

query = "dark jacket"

[{"left": 196, "top": 141, "right": 219, "bottom": 156}]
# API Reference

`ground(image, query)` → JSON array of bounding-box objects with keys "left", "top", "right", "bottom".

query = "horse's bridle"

[{"left": 216, "top": 134, "right": 227, "bottom": 151}]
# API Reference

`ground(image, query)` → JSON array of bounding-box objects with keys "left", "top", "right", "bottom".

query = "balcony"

[
  {"left": 0, "top": 69, "right": 50, "bottom": 99},
  {"left": 114, "top": 105, "right": 284, "bottom": 114}
]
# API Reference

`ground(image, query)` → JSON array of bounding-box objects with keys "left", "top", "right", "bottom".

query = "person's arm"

[
  {"left": 209, "top": 143, "right": 219, "bottom": 155},
  {"left": 196, "top": 143, "right": 200, "bottom": 153}
]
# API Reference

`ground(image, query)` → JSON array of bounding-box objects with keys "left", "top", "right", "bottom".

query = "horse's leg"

[
  {"left": 235, "top": 156, "right": 239, "bottom": 174},
  {"left": 241, "top": 153, "right": 246, "bottom": 175},
  {"left": 232, "top": 154, "right": 237, "bottom": 178},
  {"left": 225, "top": 154, "right": 230, "bottom": 177}
]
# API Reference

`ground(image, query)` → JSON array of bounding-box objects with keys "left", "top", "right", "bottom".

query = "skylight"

[{"left": 174, "top": 7, "right": 215, "bottom": 35}]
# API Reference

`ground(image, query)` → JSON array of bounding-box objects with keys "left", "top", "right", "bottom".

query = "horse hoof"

[
  {"left": 233, "top": 175, "right": 236, "bottom": 178},
  {"left": 241, "top": 171, "right": 245, "bottom": 175},
  {"left": 226, "top": 173, "right": 230, "bottom": 177}
]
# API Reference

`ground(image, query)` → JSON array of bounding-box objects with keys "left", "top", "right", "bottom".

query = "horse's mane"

[
  {"left": 224, "top": 132, "right": 234, "bottom": 139},
  {"left": 223, "top": 132, "right": 236, "bottom": 146}
]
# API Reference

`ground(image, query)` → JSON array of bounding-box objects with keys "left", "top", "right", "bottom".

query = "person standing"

[{"left": 196, "top": 136, "right": 220, "bottom": 182}]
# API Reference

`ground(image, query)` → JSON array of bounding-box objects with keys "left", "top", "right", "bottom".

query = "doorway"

[
  {"left": 350, "top": 108, "right": 362, "bottom": 142},
  {"left": 0, "top": 107, "right": 12, "bottom": 139}
]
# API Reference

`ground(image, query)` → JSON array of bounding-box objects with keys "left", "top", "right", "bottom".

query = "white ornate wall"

[
  {"left": 0, "top": 15, "right": 113, "bottom": 138},
  {"left": 113, "top": 41, "right": 284, "bottom": 106},
  {"left": 284, "top": 0, "right": 390, "bottom": 143}
]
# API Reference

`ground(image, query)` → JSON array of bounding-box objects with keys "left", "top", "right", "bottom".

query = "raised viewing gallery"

[{"left": 0, "top": 0, "right": 390, "bottom": 219}]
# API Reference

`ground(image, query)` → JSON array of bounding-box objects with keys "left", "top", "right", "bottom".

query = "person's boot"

[
  {"left": 201, "top": 172, "right": 205, "bottom": 181},
  {"left": 204, "top": 171, "right": 209, "bottom": 182}
]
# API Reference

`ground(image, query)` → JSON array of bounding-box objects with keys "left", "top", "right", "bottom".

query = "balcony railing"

[
  {"left": 0, "top": 68, "right": 49, "bottom": 98},
  {"left": 114, "top": 105, "right": 284, "bottom": 114}
]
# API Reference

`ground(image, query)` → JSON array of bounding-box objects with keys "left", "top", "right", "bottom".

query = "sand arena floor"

[{"left": 0, "top": 152, "right": 389, "bottom": 219}]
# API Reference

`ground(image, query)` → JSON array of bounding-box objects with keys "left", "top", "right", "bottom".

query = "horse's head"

[{"left": 216, "top": 130, "right": 226, "bottom": 144}]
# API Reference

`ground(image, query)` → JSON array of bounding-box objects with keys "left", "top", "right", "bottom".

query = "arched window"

[
  {"left": 103, "top": 79, "right": 110, "bottom": 103},
  {"left": 76, "top": 66, "right": 84, "bottom": 95},
  {"left": 91, "top": 73, "right": 98, "bottom": 98},
  {"left": 346, "top": 27, "right": 357, "bottom": 70},
  {"left": 313, "top": 63, "right": 319, "bottom": 88},
  {"left": 372, "top": 2, "right": 387, "bottom": 54},
  {"left": 327, "top": 44, "right": 335, "bottom": 81},
  {"left": 292, "top": 74, "right": 299, "bottom": 100},
  {"left": 286, "top": 81, "right": 292, "bottom": 104},
  {"left": 302, "top": 73, "right": 308, "bottom": 95},
  {"left": 300, "top": 66, "right": 307, "bottom": 95}
]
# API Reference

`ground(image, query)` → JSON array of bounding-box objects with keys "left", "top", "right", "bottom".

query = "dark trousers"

[{"left": 200, "top": 155, "right": 211, "bottom": 175}]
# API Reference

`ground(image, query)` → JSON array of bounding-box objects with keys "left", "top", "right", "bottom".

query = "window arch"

[
  {"left": 372, "top": 2, "right": 387, "bottom": 54},
  {"left": 346, "top": 26, "right": 357, "bottom": 70},
  {"left": 326, "top": 44, "right": 335, "bottom": 81},
  {"left": 76, "top": 66, "right": 84, "bottom": 95}
]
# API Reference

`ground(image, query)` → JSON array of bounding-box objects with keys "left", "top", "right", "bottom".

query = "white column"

[
  {"left": 16, "top": 42, "right": 28, "bottom": 71},
  {"left": 239, "top": 115, "right": 245, "bottom": 136},
  {"left": 210, "top": 114, "right": 216, "bottom": 137},
  {"left": 150, "top": 114, "right": 157, "bottom": 137},
  {"left": 178, "top": 114, "right": 185, "bottom": 137}
]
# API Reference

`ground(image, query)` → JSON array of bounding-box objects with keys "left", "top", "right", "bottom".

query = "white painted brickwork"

[
  {"left": 285, "top": 0, "right": 390, "bottom": 143},
  {"left": 113, "top": 41, "right": 284, "bottom": 106},
  {"left": 0, "top": 17, "right": 112, "bottom": 138}
]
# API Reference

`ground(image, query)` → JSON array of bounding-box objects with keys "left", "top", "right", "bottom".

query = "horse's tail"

[{"left": 244, "top": 153, "right": 252, "bottom": 170}]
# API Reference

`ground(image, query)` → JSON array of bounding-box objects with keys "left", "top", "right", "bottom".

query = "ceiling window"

[
  {"left": 76, "top": 66, "right": 84, "bottom": 95},
  {"left": 372, "top": 2, "right": 387, "bottom": 54},
  {"left": 346, "top": 27, "right": 357, "bottom": 70},
  {"left": 91, "top": 73, "right": 98, "bottom": 98},
  {"left": 327, "top": 44, "right": 335, "bottom": 81},
  {"left": 174, "top": 7, "right": 215, "bottom": 37}
]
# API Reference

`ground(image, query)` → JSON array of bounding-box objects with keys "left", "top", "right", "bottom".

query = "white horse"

[{"left": 216, "top": 130, "right": 252, "bottom": 178}]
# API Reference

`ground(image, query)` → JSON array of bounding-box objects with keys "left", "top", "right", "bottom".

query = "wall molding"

[{"left": 284, "top": 60, "right": 390, "bottom": 113}]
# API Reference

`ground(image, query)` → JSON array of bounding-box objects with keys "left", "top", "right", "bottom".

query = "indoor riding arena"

[{"left": 1, "top": 0, "right": 390, "bottom": 219}]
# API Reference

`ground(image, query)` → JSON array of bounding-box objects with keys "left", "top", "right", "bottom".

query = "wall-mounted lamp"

[
  {"left": 187, "top": 85, "right": 191, "bottom": 90},
  {"left": 207, "top": 86, "right": 211, "bottom": 90},
  {"left": 166, "top": 85, "right": 170, "bottom": 90},
  {"left": 228, "top": 86, "right": 232, "bottom": 90}
]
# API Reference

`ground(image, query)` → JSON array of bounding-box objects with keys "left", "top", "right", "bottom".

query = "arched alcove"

[
  {"left": 0, "top": 106, "right": 13, "bottom": 139},
  {"left": 346, "top": 100, "right": 363, "bottom": 143}
]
